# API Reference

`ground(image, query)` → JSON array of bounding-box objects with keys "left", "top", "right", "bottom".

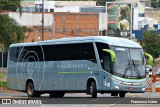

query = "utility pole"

[{"left": 42, "top": 0, "right": 44, "bottom": 41}]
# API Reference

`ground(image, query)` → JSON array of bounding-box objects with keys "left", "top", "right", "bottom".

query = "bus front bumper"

[{"left": 110, "top": 77, "right": 146, "bottom": 93}]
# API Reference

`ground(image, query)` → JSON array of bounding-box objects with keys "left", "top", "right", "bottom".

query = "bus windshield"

[{"left": 111, "top": 46, "right": 145, "bottom": 79}]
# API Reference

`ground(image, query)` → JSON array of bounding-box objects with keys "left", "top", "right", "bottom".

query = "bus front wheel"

[
  {"left": 90, "top": 81, "right": 97, "bottom": 98},
  {"left": 26, "top": 82, "right": 40, "bottom": 97}
]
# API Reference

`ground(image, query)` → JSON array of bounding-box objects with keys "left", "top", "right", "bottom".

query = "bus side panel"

[
  {"left": 7, "top": 61, "right": 17, "bottom": 90},
  {"left": 47, "top": 60, "right": 99, "bottom": 91},
  {"left": 8, "top": 61, "right": 27, "bottom": 91},
  {"left": 8, "top": 61, "right": 48, "bottom": 91},
  {"left": 45, "top": 61, "right": 69, "bottom": 91}
]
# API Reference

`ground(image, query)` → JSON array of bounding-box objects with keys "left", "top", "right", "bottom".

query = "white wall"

[
  {"left": 133, "top": 7, "right": 158, "bottom": 30},
  {"left": 34, "top": 1, "right": 96, "bottom": 12},
  {"left": 133, "top": 7, "right": 142, "bottom": 30},
  {"left": 54, "top": 6, "right": 80, "bottom": 12},
  {"left": 9, "top": 12, "right": 53, "bottom": 26},
  {"left": 34, "top": 1, "right": 96, "bottom": 6}
]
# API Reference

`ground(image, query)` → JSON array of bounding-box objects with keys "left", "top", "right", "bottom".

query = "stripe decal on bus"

[{"left": 57, "top": 71, "right": 91, "bottom": 74}]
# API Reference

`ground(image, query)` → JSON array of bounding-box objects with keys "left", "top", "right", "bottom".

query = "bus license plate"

[{"left": 128, "top": 87, "right": 134, "bottom": 91}]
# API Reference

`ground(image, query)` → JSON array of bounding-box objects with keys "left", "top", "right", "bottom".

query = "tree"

[
  {"left": 151, "top": 0, "right": 160, "bottom": 8},
  {"left": 0, "top": 0, "right": 22, "bottom": 12},
  {"left": 96, "top": 0, "right": 115, "bottom": 6},
  {"left": 142, "top": 31, "right": 160, "bottom": 58},
  {"left": 0, "top": 14, "right": 25, "bottom": 52},
  {"left": 0, "top": 0, "right": 24, "bottom": 52}
]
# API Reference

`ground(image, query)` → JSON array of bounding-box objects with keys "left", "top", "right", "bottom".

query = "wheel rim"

[
  {"left": 90, "top": 85, "right": 93, "bottom": 94},
  {"left": 28, "top": 85, "right": 33, "bottom": 95}
]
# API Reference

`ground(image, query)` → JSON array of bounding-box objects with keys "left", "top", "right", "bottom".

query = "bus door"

[{"left": 101, "top": 51, "right": 112, "bottom": 90}]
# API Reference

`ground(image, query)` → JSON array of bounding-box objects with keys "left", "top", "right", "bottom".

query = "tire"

[
  {"left": 119, "top": 92, "right": 125, "bottom": 97},
  {"left": 26, "top": 82, "right": 40, "bottom": 97},
  {"left": 90, "top": 81, "right": 97, "bottom": 98},
  {"left": 49, "top": 92, "right": 65, "bottom": 98}
]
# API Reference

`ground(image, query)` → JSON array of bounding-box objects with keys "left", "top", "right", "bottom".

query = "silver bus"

[{"left": 7, "top": 36, "right": 151, "bottom": 98}]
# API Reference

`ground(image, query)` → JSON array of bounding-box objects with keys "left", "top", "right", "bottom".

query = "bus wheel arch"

[
  {"left": 26, "top": 79, "right": 40, "bottom": 97},
  {"left": 86, "top": 78, "right": 97, "bottom": 98}
]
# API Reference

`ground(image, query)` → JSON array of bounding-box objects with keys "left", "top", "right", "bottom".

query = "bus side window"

[
  {"left": 81, "top": 43, "right": 97, "bottom": 63},
  {"left": 96, "top": 43, "right": 111, "bottom": 73},
  {"left": 66, "top": 43, "right": 96, "bottom": 63},
  {"left": 41, "top": 43, "right": 96, "bottom": 63},
  {"left": 102, "top": 52, "right": 111, "bottom": 72}
]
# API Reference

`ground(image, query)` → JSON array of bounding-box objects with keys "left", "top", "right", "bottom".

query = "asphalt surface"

[
  {"left": 0, "top": 92, "right": 160, "bottom": 106},
  {"left": 0, "top": 83, "right": 160, "bottom": 107}
]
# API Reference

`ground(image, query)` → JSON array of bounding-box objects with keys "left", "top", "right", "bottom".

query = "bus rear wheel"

[
  {"left": 90, "top": 81, "right": 97, "bottom": 98},
  {"left": 26, "top": 82, "right": 40, "bottom": 97},
  {"left": 49, "top": 92, "right": 65, "bottom": 98}
]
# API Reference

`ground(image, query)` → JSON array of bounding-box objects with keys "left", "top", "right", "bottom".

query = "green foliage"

[
  {"left": 0, "top": 0, "right": 22, "bottom": 12},
  {"left": 151, "top": 0, "right": 160, "bottom": 8},
  {"left": 97, "top": 0, "right": 115, "bottom": 6},
  {"left": 0, "top": 73, "right": 2, "bottom": 78},
  {"left": 0, "top": 14, "right": 25, "bottom": 52},
  {"left": 0, "top": 73, "right": 7, "bottom": 88},
  {"left": 0, "top": 81, "right": 7, "bottom": 88},
  {"left": 0, "top": 0, "right": 25, "bottom": 52},
  {"left": 142, "top": 31, "right": 160, "bottom": 58}
]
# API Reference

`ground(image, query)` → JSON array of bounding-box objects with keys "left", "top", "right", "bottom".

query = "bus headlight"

[
  {"left": 111, "top": 77, "right": 122, "bottom": 83},
  {"left": 115, "top": 85, "right": 120, "bottom": 89},
  {"left": 142, "top": 88, "right": 145, "bottom": 91}
]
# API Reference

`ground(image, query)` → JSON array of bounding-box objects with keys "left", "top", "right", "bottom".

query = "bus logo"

[{"left": 27, "top": 62, "right": 34, "bottom": 77}]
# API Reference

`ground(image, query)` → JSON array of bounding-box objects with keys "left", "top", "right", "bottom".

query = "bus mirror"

[
  {"left": 144, "top": 52, "right": 153, "bottom": 66},
  {"left": 103, "top": 49, "right": 116, "bottom": 62}
]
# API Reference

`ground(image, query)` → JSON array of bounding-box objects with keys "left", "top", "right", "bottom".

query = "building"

[
  {"left": 116, "top": 0, "right": 158, "bottom": 41},
  {"left": 21, "top": 1, "right": 97, "bottom": 12},
  {"left": 116, "top": 0, "right": 151, "bottom": 7},
  {"left": 8, "top": 12, "right": 107, "bottom": 42},
  {"left": 7, "top": 0, "right": 159, "bottom": 42},
  {"left": 145, "top": 8, "right": 160, "bottom": 27}
]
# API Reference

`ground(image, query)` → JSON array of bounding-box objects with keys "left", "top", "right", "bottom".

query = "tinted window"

[
  {"left": 9, "top": 43, "right": 96, "bottom": 63},
  {"left": 43, "top": 44, "right": 67, "bottom": 61},
  {"left": 23, "top": 46, "right": 44, "bottom": 62},
  {"left": 96, "top": 43, "right": 111, "bottom": 72},
  {"left": 9, "top": 46, "right": 43, "bottom": 62},
  {"left": 43, "top": 43, "right": 96, "bottom": 62},
  {"left": 9, "top": 47, "right": 23, "bottom": 62},
  {"left": 96, "top": 43, "right": 109, "bottom": 60}
]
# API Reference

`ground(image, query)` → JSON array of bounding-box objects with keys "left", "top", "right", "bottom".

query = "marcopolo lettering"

[{"left": 58, "top": 64, "right": 87, "bottom": 69}]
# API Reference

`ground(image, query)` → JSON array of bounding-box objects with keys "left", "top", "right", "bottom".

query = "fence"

[
  {"left": 146, "top": 74, "right": 160, "bottom": 92},
  {"left": 0, "top": 52, "right": 7, "bottom": 90},
  {"left": 53, "top": 13, "right": 99, "bottom": 39}
]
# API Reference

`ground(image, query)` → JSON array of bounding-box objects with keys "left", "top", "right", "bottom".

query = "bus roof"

[{"left": 10, "top": 36, "right": 142, "bottom": 48}]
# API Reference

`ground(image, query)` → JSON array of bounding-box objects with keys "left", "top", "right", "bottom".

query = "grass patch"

[
  {"left": 0, "top": 81, "right": 7, "bottom": 88},
  {"left": 0, "top": 73, "right": 2, "bottom": 78}
]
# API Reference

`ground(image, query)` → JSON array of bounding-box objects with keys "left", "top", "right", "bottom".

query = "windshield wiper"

[
  {"left": 123, "top": 58, "right": 141, "bottom": 79},
  {"left": 131, "top": 59, "right": 141, "bottom": 78},
  {"left": 122, "top": 58, "right": 131, "bottom": 78}
]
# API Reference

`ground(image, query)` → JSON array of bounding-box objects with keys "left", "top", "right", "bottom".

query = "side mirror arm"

[
  {"left": 103, "top": 49, "right": 116, "bottom": 62},
  {"left": 144, "top": 52, "right": 153, "bottom": 66}
]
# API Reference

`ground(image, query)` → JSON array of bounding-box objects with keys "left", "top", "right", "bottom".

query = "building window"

[{"left": 50, "top": 9, "right": 54, "bottom": 12}]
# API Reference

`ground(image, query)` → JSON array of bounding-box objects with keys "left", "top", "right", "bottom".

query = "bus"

[{"left": 7, "top": 36, "right": 152, "bottom": 98}]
